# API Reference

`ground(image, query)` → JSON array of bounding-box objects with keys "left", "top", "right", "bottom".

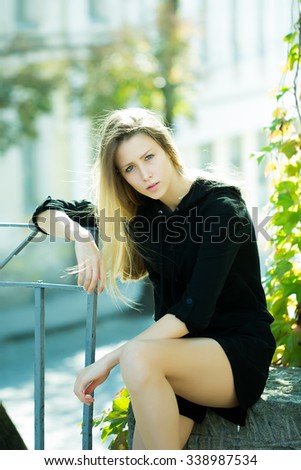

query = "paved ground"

[{"left": 0, "top": 289, "right": 153, "bottom": 450}]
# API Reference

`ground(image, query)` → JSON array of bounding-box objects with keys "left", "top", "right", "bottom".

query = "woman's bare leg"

[
  {"left": 120, "top": 338, "right": 238, "bottom": 450},
  {"left": 132, "top": 415, "right": 194, "bottom": 450}
]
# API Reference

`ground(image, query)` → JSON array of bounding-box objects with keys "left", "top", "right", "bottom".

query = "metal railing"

[{"left": 0, "top": 223, "right": 98, "bottom": 450}]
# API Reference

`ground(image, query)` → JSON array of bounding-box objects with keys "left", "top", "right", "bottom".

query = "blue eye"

[
  {"left": 145, "top": 154, "right": 154, "bottom": 161},
  {"left": 125, "top": 165, "right": 134, "bottom": 173}
]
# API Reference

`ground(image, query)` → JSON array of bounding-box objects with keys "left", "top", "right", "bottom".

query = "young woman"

[{"left": 32, "top": 108, "right": 276, "bottom": 450}]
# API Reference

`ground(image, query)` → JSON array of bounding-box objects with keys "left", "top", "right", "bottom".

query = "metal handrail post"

[
  {"left": 82, "top": 227, "right": 98, "bottom": 450},
  {"left": 0, "top": 223, "right": 39, "bottom": 270},
  {"left": 82, "top": 289, "right": 98, "bottom": 450},
  {"left": 34, "top": 286, "right": 45, "bottom": 450},
  {"left": 0, "top": 223, "right": 100, "bottom": 450}
]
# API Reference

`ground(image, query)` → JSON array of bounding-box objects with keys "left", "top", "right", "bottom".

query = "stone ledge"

[{"left": 128, "top": 367, "right": 301, "bottom": 450}]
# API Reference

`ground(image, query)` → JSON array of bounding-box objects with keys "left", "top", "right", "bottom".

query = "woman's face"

[{"left": 115, "top": 133, "right": 178, "bottom": 201}]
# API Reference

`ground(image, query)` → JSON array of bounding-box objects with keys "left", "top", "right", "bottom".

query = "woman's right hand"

[{"left": 74, "top": 236, "right": 106, "bottom": 295}]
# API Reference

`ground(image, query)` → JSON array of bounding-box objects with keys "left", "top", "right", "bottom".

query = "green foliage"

[
  {"left": 70, "top": 1, "right": 195, "bottom": 127},
  {"left": 251, "top": 9, "right": 301, "bottom": 366},
  {"left": 154, "top": 0, "right": 194, "bottom": 125},
  {"left": 0, "top": 64, "right": 58, "bottom": 153},
  {"left": 92, "top": 388, "right": 130, "bottom": 450},
  {"left": 1, "top": 1, "right": 195, "bottom": 155},
  {"left": 70, "top": 31, "right": 164, "bottom": 119}
]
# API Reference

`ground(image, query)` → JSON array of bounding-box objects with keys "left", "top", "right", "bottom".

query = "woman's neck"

[{"left": 161, "top": 173, "right": 195, "bottom": 212}]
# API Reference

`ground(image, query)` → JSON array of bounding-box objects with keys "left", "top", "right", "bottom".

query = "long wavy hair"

[{"left": 91, "top": 108, "right": 186, "bottom": 302}]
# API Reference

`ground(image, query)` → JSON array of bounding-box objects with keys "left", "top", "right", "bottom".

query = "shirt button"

[{"left": 186, "top": 297, "right": 193, "bottom": 304}]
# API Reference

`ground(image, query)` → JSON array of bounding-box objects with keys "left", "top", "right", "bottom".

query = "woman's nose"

[{"left": 140, "top": 167, "right": 152, "bottom": 181}]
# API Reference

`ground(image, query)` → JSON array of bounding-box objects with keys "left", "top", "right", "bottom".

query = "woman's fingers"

[
  {"left": 77, "top": 265, "right": 85, "bottom": 287},
  {"left": 89, "top": 259, "right": 102, "bottom": 294},
  {"left": 73, "top": 370, "right": 94, "bottom": 404},
  {"left": 73, "top": 379, "right": 95, "bottom": 405},
  {"left": 75, "top": 241, "right": 106, "bottom": 295},
  {"left": 81, "top": 392, "right": 94, "bottom": 406},
  {"left": 84, "top": 394, "right": 94, "bottom": 406},
  {"left": 83, "top": 265, "right": 92, "bottom": 292},
  {"left": 84, "top": 259, "right": 102, "bottom": 294},
  {"left": 84, "top": 382, "right": 97, "bottom": 397},
  {"left": 73, "top": 364, "right": 110, "bottom": 404},
  {"left": 76, "top": 262, "right": 97, "bottom": 292},
  {"left": 97, "top": 259, "right": 106, "bottom": 294}
]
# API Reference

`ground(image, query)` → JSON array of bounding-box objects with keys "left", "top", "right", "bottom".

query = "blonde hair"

[{"left": 92, "top": 108, "right": 185, "bottom": 302}]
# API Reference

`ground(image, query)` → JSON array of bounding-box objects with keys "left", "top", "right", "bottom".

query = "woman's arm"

[
  {"left": 106, "top": 313, "right": 188, "bottom": 367},
  {"left": 35, "top": 209, "right": 92, "bottom": 241},
  {"left": 36, "top": 209, "right": 105, "bottom": 294},
  {"left": 73, "top": 313, "right": 188, "bottom": 404}
]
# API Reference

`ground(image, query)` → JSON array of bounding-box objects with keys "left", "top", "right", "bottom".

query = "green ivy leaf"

[
  {"left": 275, "top": 180, "right": 297, "bottom": 193},
  {"left": 270, "top": 298, "right": 288, "bottom": 317},
  {"left": 276, "top": 86, "right": 291, "bottom": 100},
  {"left": 286, "top": 163, "right": 299, "bottom": 177},
  {"left": 92, "top": 388, "right": 130, "bottom": 449},
  {"left": 283, "top": 32, "right": 298, "bottom": 43},
  {"left": 108, "top": 430, "right": 128, "bottom": 450},
  {"left": 287, "top": 43, "right": 300, "bottom": 70},
  {"left": 250, "top": 150, "right": 268, "bottom": 164},
  {"left": 280, "top": 140, "right": 299, "bottom": 158},
  {"left": 272, "top": 259, "right": 293, "bottom": 277},
  {"left": 277, "top": 192, "right": 296, "bottom": 209}
]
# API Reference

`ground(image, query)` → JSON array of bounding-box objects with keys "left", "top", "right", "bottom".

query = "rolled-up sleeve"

[
  {"left": 168, "top": 196, "right": 251, "bottom": 333},
  {"left": 32, "top": 196, "right": 97, "bottom": 234}
]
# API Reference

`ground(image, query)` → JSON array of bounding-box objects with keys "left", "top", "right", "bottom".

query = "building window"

[{"left": 15, "top": 0, "right": 40, "bottom": 27}]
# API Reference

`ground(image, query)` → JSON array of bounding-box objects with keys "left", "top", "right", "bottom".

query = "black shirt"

[
  {"left": 32, "top": 177, "right": 274, "bottom": 336},
  {"left": 129, "top": 178, "right": 274, "bottom": 335}
]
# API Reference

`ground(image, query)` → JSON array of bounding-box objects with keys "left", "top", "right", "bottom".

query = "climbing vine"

[{"left": 253, "top": 3, "right": 301, "bottom": 366}]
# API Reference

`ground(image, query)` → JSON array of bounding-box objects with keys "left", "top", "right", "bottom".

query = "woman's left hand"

[{"left": 73, "top": 359, "right": 111, "bottom": 405}]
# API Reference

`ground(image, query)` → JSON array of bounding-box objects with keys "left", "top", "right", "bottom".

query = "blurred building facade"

[
  {"left": 0, "top": 0, "right": 294, "bottom": 261},
  {"left": 178, "top": 0, "right": 291, "bottom": 209}
]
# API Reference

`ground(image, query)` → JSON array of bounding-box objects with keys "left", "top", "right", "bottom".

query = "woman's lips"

[{"left": 147, "top": 182, "right": 160, "bottom": 192}]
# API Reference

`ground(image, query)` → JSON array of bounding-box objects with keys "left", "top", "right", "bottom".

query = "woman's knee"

[{"left": 120, "top": 340, "right": 157, "bottom": 390}]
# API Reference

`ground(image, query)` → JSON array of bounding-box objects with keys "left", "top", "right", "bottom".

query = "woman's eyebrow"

[{"left": 120, "top": 148, "right": 154, "bottom": 169}]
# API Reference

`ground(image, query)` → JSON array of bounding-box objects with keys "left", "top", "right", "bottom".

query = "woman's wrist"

[
  {"left": 102, "top": 344, "right": 125, "bottom": 370},
  {"left": 68, "top": 221, "right": 94, "bottom": 243}
]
